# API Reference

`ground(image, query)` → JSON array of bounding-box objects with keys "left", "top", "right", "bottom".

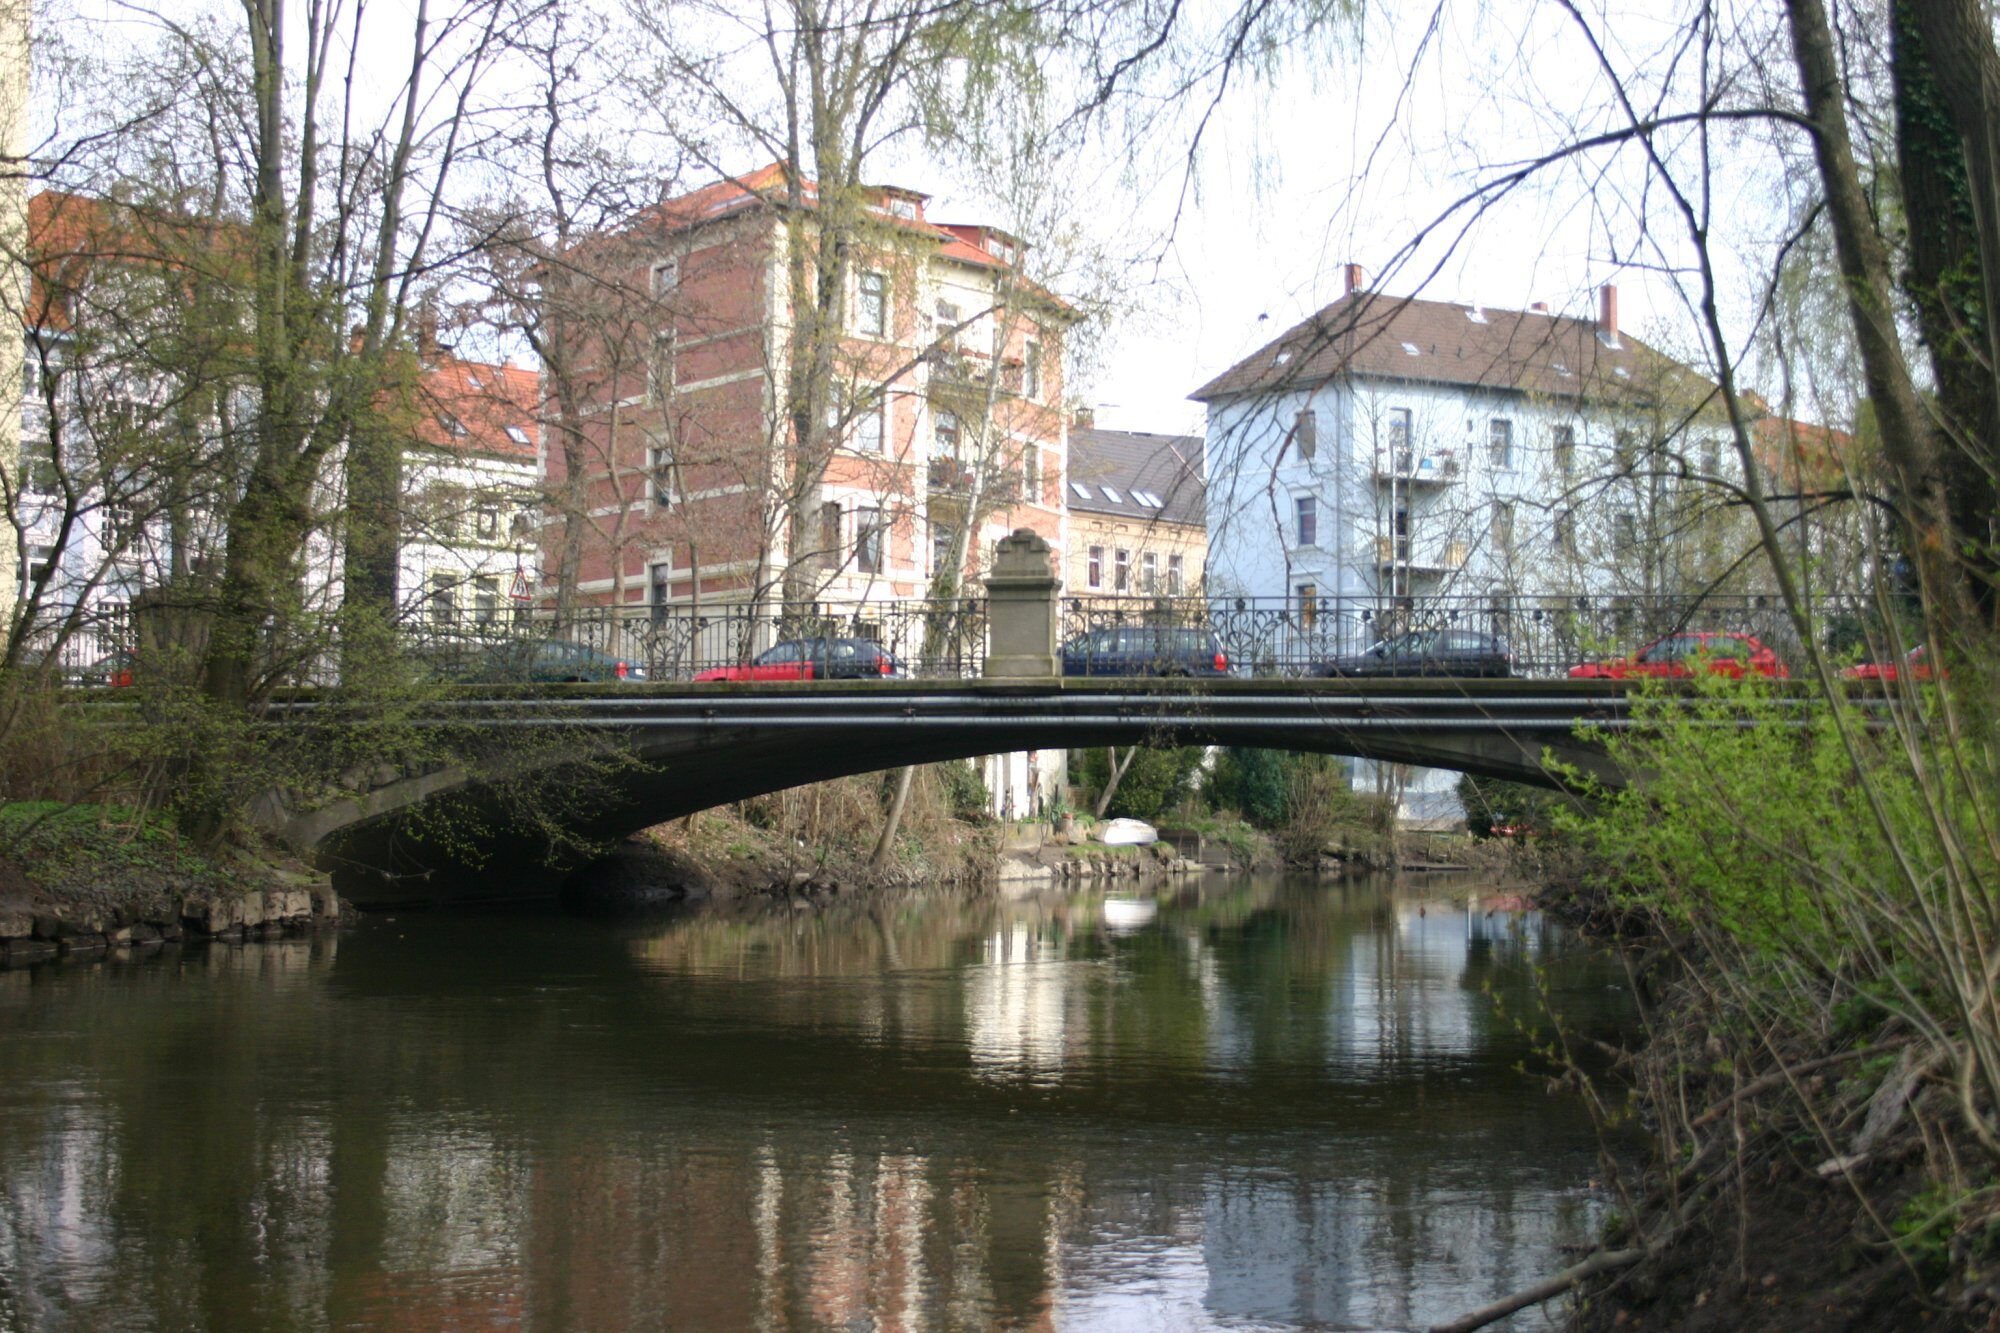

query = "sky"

[{"left": 911, "top": 1, "right": 1803, "bottom": 439}]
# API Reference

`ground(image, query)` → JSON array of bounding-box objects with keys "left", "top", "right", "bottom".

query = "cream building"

[{"left": 1063, "top": 423, "right": 1206, "bottom": 598}]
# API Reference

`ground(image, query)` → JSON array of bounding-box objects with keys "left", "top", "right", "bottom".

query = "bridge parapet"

[{"left": 983, "top": 528, "right": 1062, "bottom": 679}]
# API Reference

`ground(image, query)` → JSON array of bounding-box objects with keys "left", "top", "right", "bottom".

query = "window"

[
  {"left": 1701, "top": 436, "right": 1724, "bottom": 476},
  {"left": 1114, "top": 548, "right": 1130, "bottom": 593},
  {"left": 1021, "top": 447, "right": 1040, "bottom": 500},
  {"left": 855, "top": 400, "right": 884, "bottom": 454},
  {"left": 1167, "top": 553, "right": 1185, "bottom": 595},
  {"left": 19, "top": 544, "right": 52, "bottom": 594},
  {"left": 935, "top": 299, "right": 961, "bottom": 331},
  {"left": 1294, "top": 494, "right": 1317, "bottom": 547},
  {"left": 934, "top": 409, "right": 961, "bottom": 457},
  {"left": 1141, "top": 551, "right": 1159, "bottom": 592},
  {"left": 1612, "top": 510, "right": 1637, "bottom": 556},
  {"left": 1100, "top": 484, "right": 1123, "bottom": 504},
  {"left": 438, "top": 413, "right": 467, "bottom": 438},
  {"left": 647, "top": 329, "right": 675, "bottom": 403},
  {"left": 819, "top": 501, "right": 843, "bottom": 561},
  {"left": 1488, "top": 418, "right": 1514, "bottom": 469},
  {"left": 932, "top": 522, "right": 957, "bottom": 576},
  {"left": 103, "top": 506, "right": 133, "bottom": 551},
  {"left": 887, "top": 196, "right": 917, "bottom": 221},
  {"left": 1555, "top": 507, "right": 1576, "bottom": 554},
  {"left": 1087, "top": 545, "right": 1103, "bottom": 589},
  {"left": 475, "top": 505, "right": 500, "bottom": 541},
  {"left": 855, "top": 507, "right": 884, "bottom": 574},
  {"left": 473, "top": 575, "right": 499, "bottom": 625},
  {"left": 650, "top": 560, "right": 673, "bottom": 607},
  {"left": 1491, "top": 500, "right": 1515, "bottom": 554},
  {"left": 650, "top": 258, "right": 679, "bottom": 299},
  {"left": 504, "top": 425, "right": 531, "bottom": 447},
  {"left": 1070, "top": 482, "right": 1094, "bottom": 502},
  {"left": 1024, "top": 339, "right": 1042, "bottom": 400},
  {"left": 647, "top": 443, "right": 679, "bottom": 509},
  {"left": 1387, "top": 407, "right": 1412, "bottom": 467},
  {"left": 1615, "top": 429, "right": 1639, "bottom": 472},
  {"left": 1296, "top": 408, "right": 1317, "bottom": 460},
  {"left": 428, "top": 573, "right": 454, "bottom": 626},
  {"left": 857, "top": 270, "right": 887, "bottom": 336},
  {"left": 1297, "top": 582, "right": 1318, "bottom": 628},
  {"left": 21, "top": 435, "right": 58, "bottom": 493},
  {"left": 1552, "top": 424, "right": 1576, "bottom": 479}
]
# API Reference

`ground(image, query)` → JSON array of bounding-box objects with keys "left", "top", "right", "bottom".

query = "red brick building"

[{"left": 542, "top": 163, "right": 1071, "bottom": 614}]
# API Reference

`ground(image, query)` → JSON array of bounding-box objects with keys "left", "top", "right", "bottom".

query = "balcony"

[
  {"left": 1374, "top": 536, "right": 1468, "bottom": 578},
  {"left": 1373, "top": 450, "right": 1459, "bottom": 487},
  {"left": 929, "top": 456, "right": 977, "bottom": 493}
]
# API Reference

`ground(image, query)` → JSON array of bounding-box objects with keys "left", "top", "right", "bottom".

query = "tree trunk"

[
  {"left": 1897, "top": 0, "right": 2000, "bottom": 624},
  {"left": 1094, "top": 746, "right": 1136, "bottom": 819},
  {"left": 1784, "top": 0, "right": 1965, "bottom": 628},
  {"left": 870, "top": 763, "right": 916, "bottom": 868}
]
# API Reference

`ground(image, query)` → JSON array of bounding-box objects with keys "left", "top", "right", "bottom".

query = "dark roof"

[
  {"left": 1190, "top": 291, "right": 1691, "bottom": 404},
  {"left": 1067, "top": 428, "right": 1205, "bottom": 527}
]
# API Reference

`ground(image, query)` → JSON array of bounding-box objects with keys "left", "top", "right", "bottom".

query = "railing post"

[{"left": 983, "top": 528, "right": 1061, "bottom": 679}]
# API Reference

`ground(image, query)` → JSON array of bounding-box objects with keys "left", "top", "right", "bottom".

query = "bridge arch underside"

[{"left": 311, "top": 686, "right": 1627, "bottom": 906}]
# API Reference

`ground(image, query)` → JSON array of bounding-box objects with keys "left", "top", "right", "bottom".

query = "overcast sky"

[{"left": 911, "top": 0, "right": 1799, "bottom": 439}]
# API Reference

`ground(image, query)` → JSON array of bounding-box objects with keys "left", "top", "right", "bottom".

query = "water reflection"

[{"left": 0, "top": 876, "right": 1629, "bottom": 1331}]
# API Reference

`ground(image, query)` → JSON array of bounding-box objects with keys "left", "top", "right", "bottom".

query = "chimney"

[
  {"left": 1072, "top": 406, "right": 1095, "bottom": 431},
  {"left": 1530, "top": 301, "right": 1549, "bottom": 314},
  {"left": 1598, "top": 283, "right": 1619, "bottom": 343},
  {"left": 1343, "top": 263, "right": 1365, "bottom": 296}
]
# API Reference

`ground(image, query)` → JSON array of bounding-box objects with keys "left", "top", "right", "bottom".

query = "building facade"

[
  {"left": 545, "top": 164, "right": 1076, "bottom": 814},
  {"left": 1064, "top": 424, "right": 1206, "bottom": 598},
  {"left": 1195, "top": 269, "right": 1747, "bottom": 819}
]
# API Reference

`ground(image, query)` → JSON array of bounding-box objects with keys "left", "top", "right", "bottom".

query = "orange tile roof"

[{"left": 413, "top": 351, "right": 539, "bottom": 461}]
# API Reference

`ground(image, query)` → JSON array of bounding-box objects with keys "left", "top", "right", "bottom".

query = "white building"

[
  {"left": 303, "top": 346, "right": 543, "bottom": 631},
  {"left": 1194, "top": 268, "right": 1741, "bottom": 819}
]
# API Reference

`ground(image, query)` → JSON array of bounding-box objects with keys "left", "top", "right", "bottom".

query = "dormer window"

[{"left": 887, "top": 196, "right": 917, "bottom": 221}]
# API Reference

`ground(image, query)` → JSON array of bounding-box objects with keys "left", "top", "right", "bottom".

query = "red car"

[
  {"left": 1568, "top": 631, "right": 1789, "bottom": 680},
  {"left": 693, "top": 636, "right": 903, "bottom": 683},
  {"left": 1840, "top": 644, "right": 1939, "bottom": 683}
]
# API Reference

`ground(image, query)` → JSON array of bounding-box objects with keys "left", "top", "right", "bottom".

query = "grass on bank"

[
  {"left": 1553, "top": 669, "right": 2000, "bottom": 1325},
  {"left": 0, "top": 800, "right": 267, "bottom": 904}
]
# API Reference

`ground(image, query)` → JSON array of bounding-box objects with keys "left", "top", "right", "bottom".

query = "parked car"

[
  {"left": 693, "top": 636, "right": 903, "bottom": 683},
  {"left": 1568, "top": 631, "right": 1788, "bottom": 680},
  {"left": 71, "top": 650, "right": 137, "bottom": 687},
  {"left": 462, "top": 638, "right": 648, "bottom": 684},
  {"left": 1840, "top": 644, "right": 1939, "bottom": 683},
  {"left": 1060, "top": 626, "right": 1230, "bottom": 677},
  {"left": 1313, "top": 629, "right": 1511, "bottom": 678}
]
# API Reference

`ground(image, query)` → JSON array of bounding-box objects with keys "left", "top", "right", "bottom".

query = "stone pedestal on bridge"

[{"left": 984, "top": 529, "right": 1062, "bottom": 679}]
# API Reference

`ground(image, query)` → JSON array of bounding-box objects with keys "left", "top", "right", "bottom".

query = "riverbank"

[
  {"left": 0, "top": 803, "right": 338, "bottom": 964},
  {"left": 1516, "top": 850, "right": 2000, "bottom": 1332}
]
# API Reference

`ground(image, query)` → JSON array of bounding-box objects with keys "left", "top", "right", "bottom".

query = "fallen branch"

[
  {"left": 1689, "top": 1041, "right": 1903, "bottom": 1128},
  {"left": 1426, "top": 1247, "right": 1648, "bottom": 1333}
]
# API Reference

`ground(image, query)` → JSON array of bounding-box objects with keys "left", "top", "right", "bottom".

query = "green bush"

[
  {"left": 1076, "top": 745, "right": 1203, "bottom": 820},
  {"left": 1206, "top": 747, "right": 1289, "bottom": 825}
]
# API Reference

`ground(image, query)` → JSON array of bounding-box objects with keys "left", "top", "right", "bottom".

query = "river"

[{"left": 0, "top": 873, "right": 1634, "bottom": 1331}]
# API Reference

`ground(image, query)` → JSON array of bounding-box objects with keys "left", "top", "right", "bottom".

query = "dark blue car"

[{"left": 1061, "top": 626, "right": 1230, "bottom": 677}]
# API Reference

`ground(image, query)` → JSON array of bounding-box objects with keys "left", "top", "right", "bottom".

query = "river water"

[{"left": 0, "top": 873, "right": 1633, "bottom": 1332}]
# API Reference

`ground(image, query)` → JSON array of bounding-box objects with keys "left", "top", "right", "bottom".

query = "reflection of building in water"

[
  {"left": 1330, "top": 899, "right": 1486, "bottom": 1066},
  {"left": 1201, "top": 1177, "right": 1371, "bottom": 1327},
  {"left": 966, "top": 923, "right": 1076, "bottom": 1080}
]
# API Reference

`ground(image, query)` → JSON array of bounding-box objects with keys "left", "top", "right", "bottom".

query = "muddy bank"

[
  {"left": 1521, "top": 861, "right": 2000, "bottom": 1332},
  {"left": 0, "top": 804, "right": 340, "bottom": 966}
]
